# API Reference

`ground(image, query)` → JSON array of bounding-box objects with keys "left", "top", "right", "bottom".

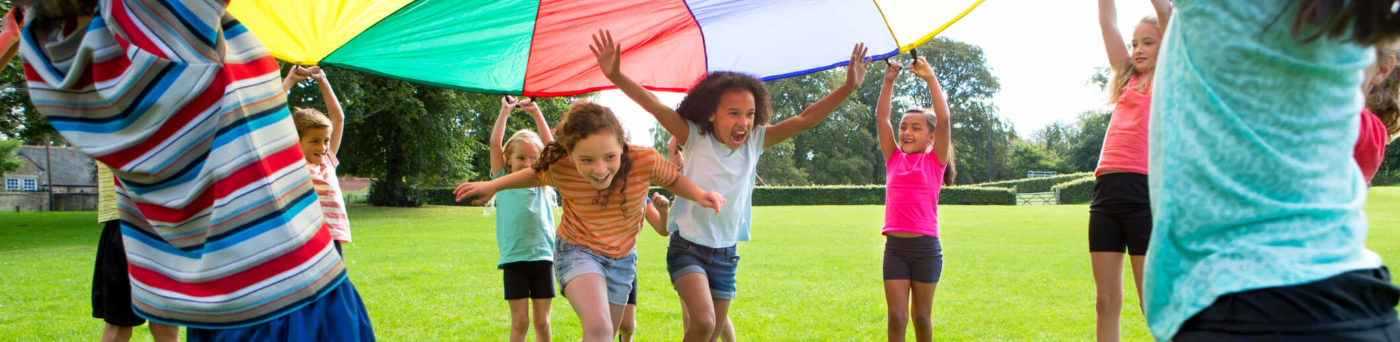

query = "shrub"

[
  {"left": 421, "top": 185, "right": 1018, "bottom": 206},
  {"left": 975, "top": 172, "right": 1093, "bottom": 193},
  {"left": 1052, "top": 177, "right": 1095, "bottom": 204}
]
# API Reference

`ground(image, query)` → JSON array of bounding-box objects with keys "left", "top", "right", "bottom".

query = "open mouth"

[
  {"left": 730, "top": 129, "right": 747, "bottom": 144},
  {"left": 590, "top": 172, "right": 613, "bottom": 184}
]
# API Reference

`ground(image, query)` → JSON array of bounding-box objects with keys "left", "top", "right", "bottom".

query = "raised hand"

[
  {"left": 844, "top": 43, "right": 871, "bottom": 88},
  {"left": 308, "top": 66, "right": 326, "bottom": 81},
  {"left": 453, "top": 181, "right": 496, "bottom": 205},
  {"left": 501, "top": 95, "right": 518, "bottom": 111},
  {"left": 589, "top": 29, "right": 622, "bottom": 79},
  {"left": 518, "top": 98, "right": 541, "bottom": 115},
  {"left": 909, "top": 56, "right": 935, "bottom": 82},
  {"left": 883, "top": 59, "right": 904, "bottom": 83}
]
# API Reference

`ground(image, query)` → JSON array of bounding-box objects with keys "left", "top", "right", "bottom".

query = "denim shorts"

[
  {"left": 666, "top": 234, "right": 740, "bottom": 300},
  {"left": 554, "top": 239, "right": 637, "bottom": 306}
]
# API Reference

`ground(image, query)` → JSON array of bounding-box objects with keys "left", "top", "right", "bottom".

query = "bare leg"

[
  {"left": 1091, "top": 252, "right": 1126, "bottom": 342},
  {"left": 100, "top": 324, "right": 133, "bottom": 342},
  {"left": 147, "top": 322, "right": 180, "bottom": 342},
  {"left": 1129, "top": 255, "right": 1147, "bottom": 315},
  {"left": 508, "top": 298, "right": 530, "bottom": 342},
  {"left": 884, "top": 279, "right": 911, "bottom": 342},
  {"left": 618, "top": 304, "right": 636, "bottom": 342},
  {"left": 708, "top": 299, "right": 730, "bottom": 342},
  {"left": 563, "top": 274, "right": 615, "bottom": 342},
  {"left": 909, "top": 281, "right": 938, "bottom": 342},
  {"left": 674, "top": 273, "right": 717, "bottom": 342},
  {"left": 531, "top": 298, "right": 552, "bottom": 342}
]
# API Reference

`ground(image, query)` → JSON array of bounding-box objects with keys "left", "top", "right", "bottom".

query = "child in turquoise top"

[
  {"left": 1146, "top": 1, "right": 1400, "bottom": 340},
  {"left": 487, "top": 96, "right": 557, "bottom": 342}
]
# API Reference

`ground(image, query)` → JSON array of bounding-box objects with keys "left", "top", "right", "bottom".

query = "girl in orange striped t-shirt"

[{"left": 456, "top": 102, "right": 724, "bottom": 342}]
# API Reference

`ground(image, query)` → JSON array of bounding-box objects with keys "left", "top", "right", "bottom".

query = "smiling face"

[
  {"left": 709, "top": 89, "right": 757, "bottom": 149},
  {"left": 898, "top": 112, "right": 934, "bottom": 154},
  {"left": 569, "top": 132, "right": 624, "bottom": 189},
  {"left": 1130, "top": 21, "right": 1162, "bottom": 74},
  {"left": 507, "top": 142, "right": 540, "bottom": 173},
  {"left": 299, "top": 127, "right": 332, "bottom": 165}
]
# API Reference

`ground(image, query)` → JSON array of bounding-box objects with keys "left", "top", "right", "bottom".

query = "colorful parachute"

[{"left": 230, "top": 0, "right": 984, "bottom": 97}]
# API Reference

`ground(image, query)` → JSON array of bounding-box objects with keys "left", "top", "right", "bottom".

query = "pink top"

[
  {"left": 1096, "top": 76, "right": 1151, "bottom": 176},
  {"left": 883, "top": 151, "right": 947, "bottom": 237},
  {"left": 1354, "top": 108, "right": 1388, "bottom": 183},
  {"left": 310, "top": 154, "right": 352, "bottom": 243}
]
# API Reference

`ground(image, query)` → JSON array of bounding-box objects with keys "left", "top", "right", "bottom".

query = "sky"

[{"left": 598, "top": 0, "right": 1161, "bottom": 145}]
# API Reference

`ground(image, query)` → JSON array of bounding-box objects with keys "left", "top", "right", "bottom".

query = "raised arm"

[
  {"left": 591, "top": 30, "right": 690, "bottom": 144},
  {"left": 765, "top": 43, "right": 869, "bottom": 148},
  {"left": 1099, "top": 0, "right": 1130, "bottom": 73},
  {"left": 662, "top": 175, "right": 725, "bottom": 215},
  {"left": 489, "top": 96, "right": 518, "bottom": 176},
  {"left": 282, "top": 65, "right": 309, "bottom": 94},
  {"left": 910, "top": 57, "right": 953, "bottom": 163},
  {"left": 876, "top": 60, "right": 902, "bottom": 159},
  {"left": 519, "top": 99, "right": 553, "bottom": 145},
  {"left": 453, "top": 168, "right": 544, "bottom": 204},
  {"left": 644, "top": 193, "right": 671, "bottom": 237},
  {"left": 1150, "top": 0, "right": 1172, "bottom": 33},
  {"left": 310, "top": 67, "right": 345, "bottom": 156}
]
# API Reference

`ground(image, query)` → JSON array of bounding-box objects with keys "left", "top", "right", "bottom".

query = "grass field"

[{"left": 4, "top": 187, "right": 1400, "bottom": 341}]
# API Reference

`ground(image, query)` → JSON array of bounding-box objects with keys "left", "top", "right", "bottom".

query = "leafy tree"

[
  {"left": 1008, "top": 139, "right": 1071, "bottom": 177},
  {"left": 0, "top": 139, "right": 21, "bottom": 177}
]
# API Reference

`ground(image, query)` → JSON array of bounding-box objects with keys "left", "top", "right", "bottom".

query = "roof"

[{"left": 16, "top": 146, "right": 96, "bottom": 187}]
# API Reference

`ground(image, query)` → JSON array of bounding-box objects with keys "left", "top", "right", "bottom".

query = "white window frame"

[
  {"left": 5, "top": 178, "right": 17, "bottom": 191},
  {"left": 22, "top": 179, "right": 37, "bottom": 191}
]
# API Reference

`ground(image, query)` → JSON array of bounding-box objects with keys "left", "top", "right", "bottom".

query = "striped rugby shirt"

[
  {"left": 540, "top": 145, "right": 679, "bottom": 258},
  {"left": 20, "top": 0, "right": 345, "bottom": 328},
  {"left": 311, "top": 154, "right": 350, "bottom": 243}
]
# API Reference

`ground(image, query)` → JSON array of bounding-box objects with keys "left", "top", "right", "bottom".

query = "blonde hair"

[
  {"left": 291, "top": 107, "right": 331, "bottom": 136},
  {"left": 502, "top": 129, "right": 545, "bottom": 164},
  {"left": 1108, "top": 16, "right": 1160, "bottom": 104}
]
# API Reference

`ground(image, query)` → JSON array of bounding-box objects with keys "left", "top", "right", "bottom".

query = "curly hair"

[
  {"left": 14, "top": 0, "right": 94, "bottom": 19},
  {"left": 532, "top": 102, "right": 633, "bottom": 212},
  {"left": 290, "top": 107, "right": 331, "bottom": 137},
  {"left": 1108, "top": 16, "right": 1160, "bottom": 104},
  {"left": 1368, "top": 43, "right": 1400, "bottom": 137},
  {"left": 675, "top": 71, "right": 772, "bottom": 137}
]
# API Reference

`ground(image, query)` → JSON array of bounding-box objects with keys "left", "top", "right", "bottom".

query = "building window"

[
  {"left": 4, "top": 178, "right": 16, "bottom": 191},
  {"left": 23, "top": 179, "right": 37, "bottom": 191}
]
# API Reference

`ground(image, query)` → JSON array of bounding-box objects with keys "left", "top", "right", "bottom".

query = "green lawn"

[{"left": 5, "top": 187, "right": 1400, "bottom": 341}]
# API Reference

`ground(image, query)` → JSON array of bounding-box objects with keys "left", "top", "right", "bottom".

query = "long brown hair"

[
  {"left": 1108, "top": 16, "right": 1160, "bottom": 104},
  {"left": 14, "top": 0, "right": 94, "bottom": 19},
  {"left": 532, "top": 102, "right": 633, "bottom": 212}
]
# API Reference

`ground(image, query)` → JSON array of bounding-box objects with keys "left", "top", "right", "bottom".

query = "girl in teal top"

[
  {"left": 1146, "top": 1, "right": 1400, "bottom": 340},
  {"left": 486, "top": 96, "right": 557, "bottom": 342}
]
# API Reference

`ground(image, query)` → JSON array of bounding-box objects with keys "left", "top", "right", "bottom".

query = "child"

[
  {"left": 488, "top": 95, "right": 556, "bottom": 342},
  {"left": 618, "top": 192, "right": 672, "bottom": 342},
  {"left": 1145, "top": 1, "right": 1400, "bottom": 340},
  {"left": 1355, "top": 42, "right": 1400, "bottom": 183},
  {"left": 16, "top": 0, "right": 372, "bottom": 339},
  {"left": 875, "top": 56, "right": 953, "bottom": 342},
  {"left": 454, "top": 101, "right": 725, "bottom": 342},
  {"left": 591, "top": 29, "right": 868, "bottom": 342},
  {"left": 1090, "top": 1, "right": 1171, "bottom": 341},
  {"left": 91, "top": 162, "right": 180, "bottom": 342},
  {"left": 285, "top": 66, "right": 353, "bottom": 253}
]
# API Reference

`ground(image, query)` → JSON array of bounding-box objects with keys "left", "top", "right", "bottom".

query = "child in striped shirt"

[
  {"left": 287, "top": 66, "right": 352, "bottom": 254},
  {"left": 455, "top": 101, "right": 724, "bottom": 342}
]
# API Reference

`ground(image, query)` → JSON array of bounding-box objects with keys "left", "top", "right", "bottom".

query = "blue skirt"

[{"left": 187, "top": 279, "right": 374, "bottom": 341}]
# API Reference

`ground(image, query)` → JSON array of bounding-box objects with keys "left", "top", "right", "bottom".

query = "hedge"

[
  {"left": 1051, "top": 177, "right": 1096, "bottom": 204},
  {"left": 419, "top": 185, "right": 1016, "bottom": 206},
  {"left": 975, "top": 172, "right": 1093, "bottom": 193}
]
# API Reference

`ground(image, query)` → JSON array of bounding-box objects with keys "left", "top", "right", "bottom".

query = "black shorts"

[
  {"left": 92, "top": 220, "right": 145, "bottom": 327},
  {"left": 502, "top": 260, "right": 555, "bottom": 300},
  {"left": 627, "top": 278, "right": 638, "bottom": 305},
  {"left": 1175, "top": 267, "right": 1400, "bottom": 341},
  {"left": 882, "top": 235, "right": 943, "bottom": 283},
  {"left": 1088, "top": 172, "right": 1152, "bottom": 255}
]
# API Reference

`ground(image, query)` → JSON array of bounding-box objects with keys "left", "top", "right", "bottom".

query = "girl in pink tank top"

[
  {"left": 1090, "top": 1, "right": 1172, "bottom": 342},
  {"left": 875, "top": 54, "right": 954, "bottom": 342}
]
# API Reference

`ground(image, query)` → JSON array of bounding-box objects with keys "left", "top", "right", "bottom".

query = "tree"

[
  {"left": 1064, "top": 109, "right": 1112, "bottom": 172},
  {"left": 0, "top": 139, "right": 21, "bottom": 177},
  {"left": 285, "top": 65, "right": 568, "bottom": 206},
  {"left": 1008, "top": 139, "right": 1071, "bottom": 177}
]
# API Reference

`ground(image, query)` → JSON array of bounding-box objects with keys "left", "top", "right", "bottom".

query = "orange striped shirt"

[{"left": 540, "top": 145, "right": 678, "bottom": 258}]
